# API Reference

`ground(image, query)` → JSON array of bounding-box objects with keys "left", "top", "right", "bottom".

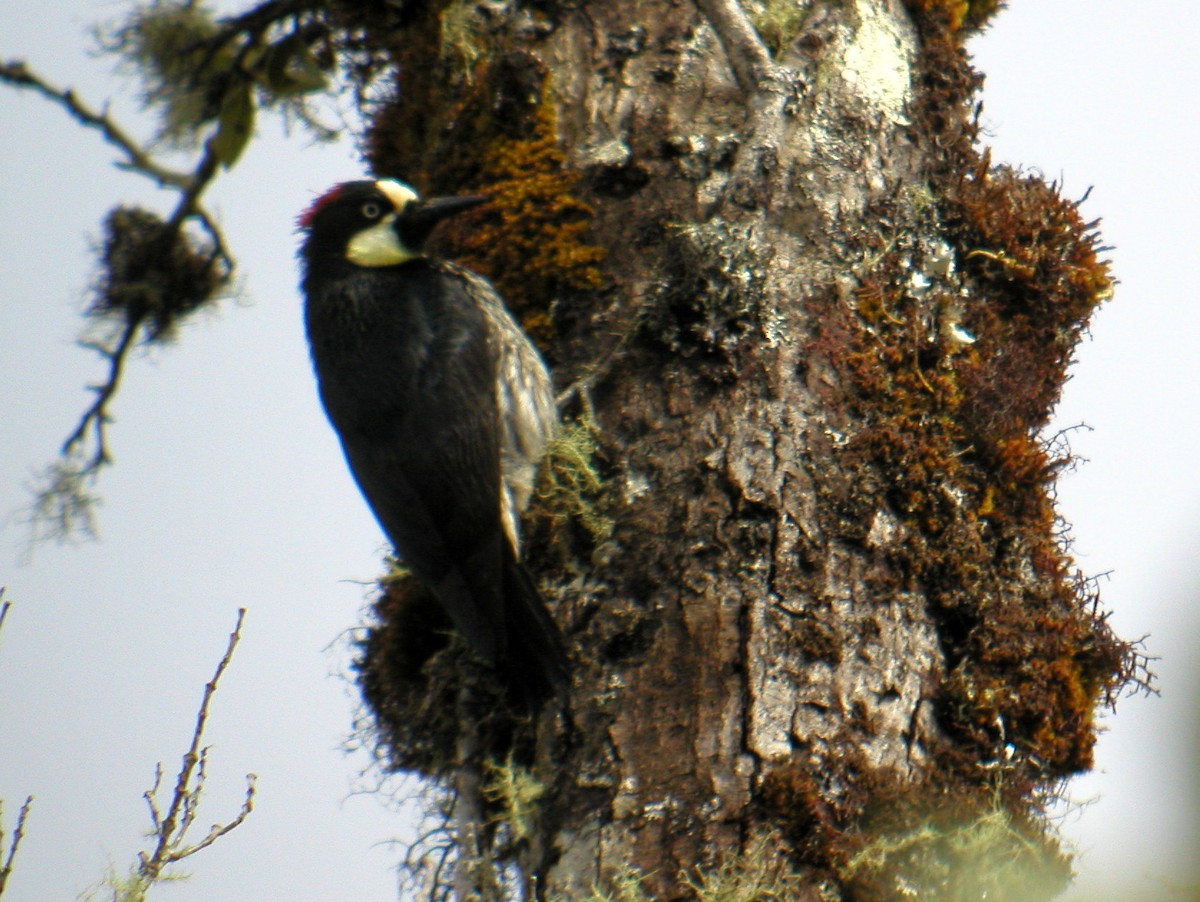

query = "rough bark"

[{"left": 351, "top": 0, "right": 1136, "bottom": 899}]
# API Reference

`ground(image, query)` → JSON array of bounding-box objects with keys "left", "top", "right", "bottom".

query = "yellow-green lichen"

[
  {"left": 482, "top": 754, "right": 545, "bottom": 843},
  {"left": 841, "top": 786, "right": 1069, "bottom": 900},
  {"left": 533, "top": 409, "right": 613, "bottom": 550}
]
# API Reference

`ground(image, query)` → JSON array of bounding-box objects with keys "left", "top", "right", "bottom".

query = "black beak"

[
  {"left": 395, "top": 194, "right": 487, "bottom": 250},
  {"left": 415, "top": 195, "right": 488, "bottom": 221}
]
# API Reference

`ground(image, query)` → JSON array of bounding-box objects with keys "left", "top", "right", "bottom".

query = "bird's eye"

[{"left": 361, "top": 202, "right": 383, "bottom": 219}]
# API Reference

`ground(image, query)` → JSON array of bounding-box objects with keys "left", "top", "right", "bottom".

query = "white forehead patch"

[{"left": 375, "top": 179, "right": 419, "bottom": 212}]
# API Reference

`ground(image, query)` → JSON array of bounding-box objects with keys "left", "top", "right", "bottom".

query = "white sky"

[{"left": 1, "top": 2, "right": 1196, "bottom": 900}]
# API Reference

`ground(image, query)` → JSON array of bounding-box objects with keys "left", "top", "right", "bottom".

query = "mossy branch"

[
  {"left": 3, "top": 58, "right": 234, "bottom": 544},
  {"left": 3, "top": 0, "right": 344, "bottom": 544}
]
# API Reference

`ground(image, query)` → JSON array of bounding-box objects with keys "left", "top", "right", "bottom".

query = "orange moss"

[
  {"left": 760, "top": 760, "right": 853, "bottom": 872},
  {"left": 364, "top": 29, "right": 606, "bottom": 346},
  {"left": 804, "top": 91, "right": 1124, "bottom": 784},
  {"left": 441, "top": 135, "right": 606, "bottom": 341},
  {"left": 426, "top": 61, "right": 606, "bottom": 343},
  {"left": 903, "top": 0, "right": 1006, "bottom": 35}
]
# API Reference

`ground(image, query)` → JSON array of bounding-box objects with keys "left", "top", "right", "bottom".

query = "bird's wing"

[{"left": 336, "top": 296, "right": 510, "bottom": 664}]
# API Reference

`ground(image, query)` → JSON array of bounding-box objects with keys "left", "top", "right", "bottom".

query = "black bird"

[{"left": 298, "top": 178, "right": 567, "bottom": 702}]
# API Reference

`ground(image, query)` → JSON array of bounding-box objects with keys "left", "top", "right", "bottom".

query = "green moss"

[
  {"left": 534, "top": 411, "right": 613, "bottom": 547},
  {"left": 841, "top": 785, "right": 1070, "bottom": 901},
  {"left": 745, "top": 0, "right": 812, "bottom": 55},
  {"left": 482, "top": 754, "right": 546, "bottom": 843},
  {"left": 683, "top": 832, "right": 806, "bottom": 901}
]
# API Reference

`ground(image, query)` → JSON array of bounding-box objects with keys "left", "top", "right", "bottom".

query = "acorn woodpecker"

[{"left": 298, "top": 178, "right": 567, "bottom": 702}]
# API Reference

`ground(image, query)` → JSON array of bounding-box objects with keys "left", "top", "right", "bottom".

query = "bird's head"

[{"left": 298, "top": 178, "right": 486, "bottom": 267}]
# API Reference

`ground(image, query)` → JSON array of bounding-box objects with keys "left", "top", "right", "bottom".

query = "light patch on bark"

[{"left": 837, "top": 0, "right": 915, "bottom": 124}]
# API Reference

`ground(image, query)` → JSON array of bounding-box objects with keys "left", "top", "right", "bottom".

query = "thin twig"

[
  {"left": 62, "top": 313, "right": 145, "bottom": 471},
  {"left": 0, "top": 61, "right": 190, "bottom": 188},
  {"left": 140, "top": 608, "right": 252, "bottom": 882},
  {"left": 3, "top": 58, "right": 235, "bottom": 531},
  {"left": 0, "top": 795, "right": 34, "bottom": 897},
  {"left": 0, "top": 588, "right": 10, "bottom": 642},
  {"left": 0, "top": 591, "right": 30, "bottom": 899}
]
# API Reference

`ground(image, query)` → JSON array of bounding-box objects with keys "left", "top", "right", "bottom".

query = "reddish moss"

[
  {"left": 903, "top": 0, "right": 1006, "bottom": 36},
  {"left": 367, "top": 47, "right": 606, "bottom": 345},
  {"left": 435, "top": 97, "right": 607, "bottom": 341},
  {"left": 840, "top": 776, "right": 1071, "bottom": 900},
  {"left": 802, "top": 2, "right": 1128, "bottom": 800},
  {"left": 760, "top": 755, "right": 1071, "bottom": 900},
  {"left": 760, "top": 760, "right": 853, "bottom": 872}
]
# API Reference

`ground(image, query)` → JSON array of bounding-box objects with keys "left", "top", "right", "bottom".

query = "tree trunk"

[{"left": 352, "top": 0, "right": 1134, "bottom": 898}]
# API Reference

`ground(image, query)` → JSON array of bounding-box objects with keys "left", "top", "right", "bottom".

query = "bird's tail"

[{"left": 500, "top": 542, "right": 570, "bottom": 709}]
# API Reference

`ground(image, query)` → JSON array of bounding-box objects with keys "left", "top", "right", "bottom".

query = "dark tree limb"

[
  {"left": 0, "top": 796, "right": 34, "bottom": 898},
  {"left": 0, "top": 61, "right": 191, "bottom": 189},
  {"left": 3, "top": 60, "right": 233, "bottom": 541}
]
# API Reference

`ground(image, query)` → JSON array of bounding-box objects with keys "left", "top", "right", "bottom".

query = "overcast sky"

[{"left": 2, "top": 2, "right": 1197, "bottom": 900}]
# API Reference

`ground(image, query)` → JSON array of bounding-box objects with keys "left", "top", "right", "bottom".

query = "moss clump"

[
  {"left": 760, "top": 756, "right": 1070, "bottom": 901},
  {"left": 353, "top": 571, "right": 533, "bottom": 778},
  {"left": 798, "top": 0, "right": 1131, "bottom": 790},
  {"left": 352, "top": 573, "right": 459, "bottom": 776},
  {"left": 532, "top": 411, "right": 614, "bottom": 554},
  {"left": 92, "top": 206, "right": 230, "bottom": 342},
  {"left": 369, "top": 50, "right": 606, "bottom": 345},
  {"left": 903, "top": 0, "right": 1006, "bottom": 36},
  {"left": 841, "top": 783, "right": 1070, "bottom": 900},
  {"left": 433, "top": 67, "right": 606, "bottom": 343}
]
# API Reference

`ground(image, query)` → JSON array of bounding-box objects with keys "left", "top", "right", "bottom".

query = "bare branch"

[
  {"left": 0, "top": 588, "right": 10, "bottom": 642},
  {"left": 0, "top": 592, "right": 33, "bottom": 900},
  {"left": 0, "top": 796, "right": 34, "bottom": 897},
  {"left": 165, "top": 774, "right": 257, "bottom": 864},
  {"left": 62, "top": 312, "right": 145, "bottom": 473},
  {"left": 0, "top": 61, "right": 190, "bottom": 189},
  {"left": 134, "top": 608, "right": 254, "bottom": 890},
  {"left": 143, "top": 764, "right": 166, "bottom": 834}
]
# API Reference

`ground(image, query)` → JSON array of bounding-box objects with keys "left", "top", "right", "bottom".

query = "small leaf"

[{"left": 211, "top": 81, "right": 255, "bottom": 169}]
